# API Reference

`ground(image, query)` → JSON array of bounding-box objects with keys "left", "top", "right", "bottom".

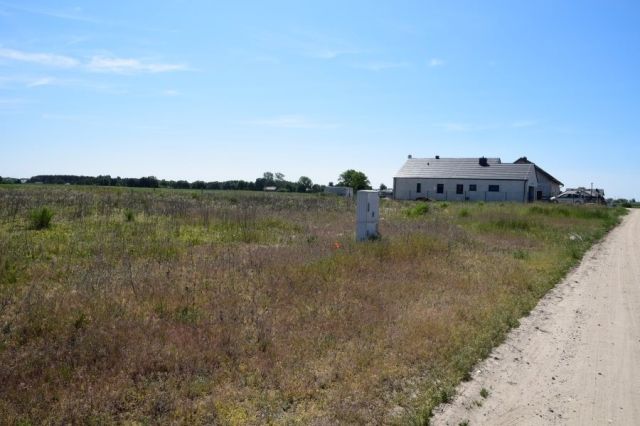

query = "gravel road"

[{"left": 431, "top": 209, "right": 640, "bottom": 425}]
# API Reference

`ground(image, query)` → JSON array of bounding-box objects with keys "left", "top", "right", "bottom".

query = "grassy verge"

[{"left": 0, "top": 186, "right": 626, "bottom": 424}]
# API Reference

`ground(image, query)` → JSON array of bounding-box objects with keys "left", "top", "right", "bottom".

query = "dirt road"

[{"left": 431, "top": 209, "right": 640, "bottom": 425}]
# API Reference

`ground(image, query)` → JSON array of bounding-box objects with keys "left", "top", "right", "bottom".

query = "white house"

[{"left": 393, "top": 156, "right": 539, "bottom": 202}]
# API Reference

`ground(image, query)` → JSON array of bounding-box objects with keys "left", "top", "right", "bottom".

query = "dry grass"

[{"left": 0, "top": 186, "right": 626, "bottom": 424}]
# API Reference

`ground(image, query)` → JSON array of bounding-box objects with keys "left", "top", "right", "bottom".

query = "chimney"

[
  {"left": 479, "top": 157, "right": 489, "bottom": 167},
  {"left": 435, "top": 155, "right": 440, "bottom": 159},
  {"left": 408, "top": 154, "right": 412, "bottom": 159}
]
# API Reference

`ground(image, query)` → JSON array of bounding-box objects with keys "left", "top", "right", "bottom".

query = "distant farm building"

[
  {"left": 324, "top": 186, "right": 353, "bottom": 197},
  {"left": 393, "top": 155, "right": 562, "bottom": 202},
  {"left": 263, "top": 186, "right": 277, "bottom": 192}
]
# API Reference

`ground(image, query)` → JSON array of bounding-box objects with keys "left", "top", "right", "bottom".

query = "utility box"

[{"left": 356, "top": 190, "right": 379, "bottom": 241}]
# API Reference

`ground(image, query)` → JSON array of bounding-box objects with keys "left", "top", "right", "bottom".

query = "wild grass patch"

[{"left": 0, "top": 186, "right": 626, "bottom": 425}]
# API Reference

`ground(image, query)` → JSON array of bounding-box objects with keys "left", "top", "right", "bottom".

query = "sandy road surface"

[{"left": 431, "top": 209, "right": 640, "bottom": 425}]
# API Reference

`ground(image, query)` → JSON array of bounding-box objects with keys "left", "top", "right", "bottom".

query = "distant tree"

[
  {"left": 139, "top": 176, "right": 159, "bottom": 188},
  {"left": 328, "top": 181, "right": 334, "bottom": 187},
  {"left": 298, "top": 176, "right": 312, "bottom": 190},
  {"left": 175, "top": 180, "right": 191, "bottom": 189},
  {"left": 275, "top": 172, "right": 285, "bottom": 182},
  {"left": 263, "top": 172, "right": 274, "bottom": 182},
  {"left": 191, "top": 180, "right": 206, "bottom": 190},
  {"left": 379, "top": 183, "right": 387, "bottom": 190},
  {"left": 96, "top": 175, "right": 112, "bottom": 186},
  {"left": 222, "top": 181, "right": 236, "bottom": 190},
  {"left": 338, "top": 169, "right": 371, "bottom": 191},
  {"left": 254, "top": 177, "right": 267, "bottom": 191}
]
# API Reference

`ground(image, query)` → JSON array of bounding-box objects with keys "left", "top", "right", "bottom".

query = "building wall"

[
  {"left": 394, "top": 178, "right": 536, "bottom": 202},
  {"left": 535, "top": 172, "right": 561, "bottom": 200}
]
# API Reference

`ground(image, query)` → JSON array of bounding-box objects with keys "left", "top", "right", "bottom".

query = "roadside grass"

[{"left": 0, "top": 186, "right": 626, "bottom": 424}]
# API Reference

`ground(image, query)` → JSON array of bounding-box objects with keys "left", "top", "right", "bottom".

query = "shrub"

[
  {"left": 29, "top": 207, "right": 54, "bottom": 230},
  {"left": 406, "top": 203, "right": 430, "bottom": 217},
  {"left": 124, "top": 209, "right": 135, "bottom": 222},
  {"left": 459, "top": 208, "right": 470, "bottom": 218}
]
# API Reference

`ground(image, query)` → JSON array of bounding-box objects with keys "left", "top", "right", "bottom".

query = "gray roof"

[
  {"left": 395, "top": 157, "right": 535, "bottom": 181},
  {"left": 514, "top": 157, "right": 563, "bottom": 185}
]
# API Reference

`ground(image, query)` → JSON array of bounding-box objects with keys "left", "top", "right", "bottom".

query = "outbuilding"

[
  {"left": 393, "top": 156, "right": 539, "bottom": 202},
  {"left": 324, "top": 186, "right": 354, "bottom": 197},
  {"left": 514, "top": 157, "right": 563, "bottom": 200}
]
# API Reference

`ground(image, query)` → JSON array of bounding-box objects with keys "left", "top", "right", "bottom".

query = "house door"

[{"left": 528, "top": 186, "right": 535, "bottom": 202}]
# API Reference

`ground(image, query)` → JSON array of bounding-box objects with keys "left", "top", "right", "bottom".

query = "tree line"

[{"left": 0, "top": 169, "right": 377, "bottom": 192}]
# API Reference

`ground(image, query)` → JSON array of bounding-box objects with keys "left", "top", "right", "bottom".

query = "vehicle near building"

[{"left": 551, "top": 187, "right": 606, "bottom": 204}]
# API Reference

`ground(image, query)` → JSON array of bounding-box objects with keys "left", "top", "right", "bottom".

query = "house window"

[
  {"left": 488, "top": 185, "right": 500, "bottom": 192},
  {"left": 416, "top": 183, "right": 422, "bottom": 193},
  {"left": 456, "top": 184, "right": 464, "bottom": 194},
  {"left": 469, "top": 184, "right": 477, "bottom": 192},
  {"left": 436, "top": 184, "right": 444, "bottom": 194}
]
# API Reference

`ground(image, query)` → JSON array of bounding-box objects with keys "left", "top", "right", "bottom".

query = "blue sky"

[{"left": 1, "top": 1, "right": 638, "bottom": 198}]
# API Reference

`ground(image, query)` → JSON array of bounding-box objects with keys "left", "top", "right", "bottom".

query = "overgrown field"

[{"left": 0, "top": 186, "right": 626, "bottom": 424}]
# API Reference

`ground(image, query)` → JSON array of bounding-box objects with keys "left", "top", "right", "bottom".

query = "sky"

[{"left": 0, "top": 1, "right": 639, "bottom": 198}]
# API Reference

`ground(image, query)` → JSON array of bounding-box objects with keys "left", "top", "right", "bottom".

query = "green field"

[{"left": 0, "top": 185, "right": 626, "bottom": 424}]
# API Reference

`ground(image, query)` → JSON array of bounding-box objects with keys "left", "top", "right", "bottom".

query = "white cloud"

[
  {"left": 428, "top": 58, "right": 445, "bottom": 67},
  {"left": 353, "top": 61, "right": 410, "bottom": 71},
  {"left": 87, "top": 56, "right": 188, "bottom": 74},
  {"left": 162, "top": 89, "right": 180, "bottom": 96},
  {"left": 0, "top": 47, "right": 79, "bottom": 68},
  {"left": 0, "top": 47, "right": 188, "bottom": 75},
  {"left": 26, "top": 77, "right": 56, "bottom": 87},
  {"left": 0, "top": 97, "right": 31, "bottom": 113},
  {"left": 243, "top": 115, "right": 337, "bottom": 129}
]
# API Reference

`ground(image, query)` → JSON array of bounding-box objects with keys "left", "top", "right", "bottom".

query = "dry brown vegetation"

[{"left": 0, "top": 186, "right": 626, "bottom": 424}]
